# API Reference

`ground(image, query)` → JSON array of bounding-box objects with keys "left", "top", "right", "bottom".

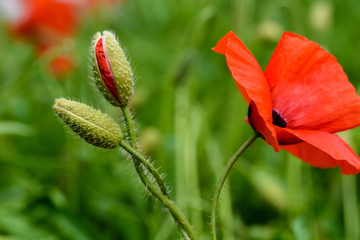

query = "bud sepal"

[{"left": 54, "top": 98, "right": 122, "bottom": 149}]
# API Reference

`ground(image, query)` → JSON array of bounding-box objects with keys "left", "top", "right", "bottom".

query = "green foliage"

[{"left": 0, "top": 0, "right": 359, "bottom": 239}]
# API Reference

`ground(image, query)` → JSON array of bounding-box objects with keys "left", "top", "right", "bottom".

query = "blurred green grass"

[{"left": 0, "top": 0, "right": 359, "bottom": 239}]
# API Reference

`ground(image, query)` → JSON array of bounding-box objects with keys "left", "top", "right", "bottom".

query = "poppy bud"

[
  {"left": 91, "top": 31, "right": 134, "bottom": 106},
  {"left": 54, "top": 98, "right": 122, "bottom": 149}
]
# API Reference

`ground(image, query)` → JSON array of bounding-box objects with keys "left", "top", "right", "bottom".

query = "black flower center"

[{"left": 272, "top": 109, "right": 287, "bottom": 128}]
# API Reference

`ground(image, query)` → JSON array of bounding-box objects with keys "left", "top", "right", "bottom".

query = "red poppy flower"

[
  {"left": 10, "top": 0, "right": 80, "bottom": 52},
  {"left": 4, "top": 0, "right": 82, "bottom": 79},
  {"left": 213, "top": 31, "right": 360, "bottom": 174}
]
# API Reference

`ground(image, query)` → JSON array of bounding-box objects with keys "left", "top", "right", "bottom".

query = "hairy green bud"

[
  {"left": 54, "top": 98, "right": 122, "bottom": 149},
  {"left": 91, "top": 31, "right": 134, "bottom": 107}
]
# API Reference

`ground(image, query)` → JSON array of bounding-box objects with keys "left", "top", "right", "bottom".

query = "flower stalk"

[
  {"left": 120, "top": 106, "right": 171, "bottom": 199},
  {"left": 119, "top": 140, "right": 198, "bottom": 240},
  {"left": 210, "top": 134, "right": 258, "bottom": 240},
  {"left": 120, "top": 106, "right": 195, "bottom": 239}
]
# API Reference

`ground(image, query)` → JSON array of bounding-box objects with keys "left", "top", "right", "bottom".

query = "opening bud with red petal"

[{"left": 91, "top": 31, "right": 134, "bottom": 106}]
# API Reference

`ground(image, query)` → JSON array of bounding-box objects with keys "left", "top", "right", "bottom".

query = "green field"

[{"left": 0, "top": 0, "right": 359, "bottom": 239}]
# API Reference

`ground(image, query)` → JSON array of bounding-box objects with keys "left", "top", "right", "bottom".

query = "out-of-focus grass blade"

[{"left": 0, "top": 121, "right": 35, "bottom": 136}]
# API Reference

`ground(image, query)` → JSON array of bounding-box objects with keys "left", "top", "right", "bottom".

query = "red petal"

[
  {"left": 249, "top": 102, "right": 279, "bottom": 151},
  {"left": 95, "top": 37, "right": 120, "bottom": 101},
  {"left": 213, "top": 31, "right": 278, "bottom": 151},
  {"left": 265, "top": 32, "right": 360, "bottom": 133},
  {"left": 280, "top": 128, "right": 360, "bottom": 174},
  {"left": 48, "top": 54, "right": 74, "bottom": 79}
]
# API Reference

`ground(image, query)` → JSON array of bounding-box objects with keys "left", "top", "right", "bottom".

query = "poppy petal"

[
  {"left": 213, "top": 31, "right": 278, "bottom": 151},
  {"left": 280, "top": 128, "right": 360, "bottom": 174},
  {"left": 265, "top": 32, "right": 360, "bottom": 133},
  {"left": 249, "top": 102, "right": 279, "bottom": 151}
]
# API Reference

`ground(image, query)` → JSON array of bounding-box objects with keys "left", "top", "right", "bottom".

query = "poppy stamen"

[{"left": 272, "top": 109, "right": 287, "bottom": 128}]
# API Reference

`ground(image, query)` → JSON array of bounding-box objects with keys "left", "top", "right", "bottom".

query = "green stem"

[
  {"left": 120, "top": 141, "right": 198, "bottom": 240},
  {"left": 120, "top": 106, "right": 150, "bottom": 196},
  {"left": 120, "top": 106, "right": 191, "bottom": 239},
  {"left": 210, "top": 134, "right": 258, "bottom": 240},
  {"left": 120, "top": 106, "right": 171, "bottom": 199},
  {"left": 120, "top": 106, "right": 138, "bottom": 148}
]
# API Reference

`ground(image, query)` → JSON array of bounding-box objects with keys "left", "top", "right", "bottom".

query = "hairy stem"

[
  {"left": 119, "top": 106, "right": 150, "bottom": 196},
  {"left": 120, "top": 106, "right": 192, "bottom": 239},
  {"left": 120, "top": 141, "right": 198, "bottom": 240},
  {"left": 120, "top": 106, "right": 171, "bottom": 198},
  {"left": 120, "top": 106, "right": 138, "bottom": 148},
  {"left": 210, "top": 134, "right": 258, "bottom": 240}
]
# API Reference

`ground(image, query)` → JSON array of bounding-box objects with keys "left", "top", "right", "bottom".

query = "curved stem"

[
  {"left": 210, "top": 134, "right": 258, "bottom": 240},
  {"left": 120, "top": 141, "right": 198, "bottom": 240},
  {"left": 120, "top": 107, "right": 191, "bottom": 238},
  {"left": 120, "top": 106, "right": 171, "bottom": 199}
]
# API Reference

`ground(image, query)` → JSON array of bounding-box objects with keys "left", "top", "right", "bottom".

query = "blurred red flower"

[
  {"left": 10, "top": 0, "right": 80, "bottom": 52},
  {"left": 48, "top": 54, "right": 74, "bottom": 79},
  {"left": 2, "top": 0, "right": 82, "bottom": 79},
  {"left": 213, "top": 31, "right": 360, "bottom": 174},
  {"left": 4, "top": 0, "right": 122, "bottom": 79}
]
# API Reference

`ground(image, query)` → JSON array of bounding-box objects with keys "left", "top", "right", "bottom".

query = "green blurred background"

[{"left": 0, "top": 0, "right": 359, "bottom": 239}]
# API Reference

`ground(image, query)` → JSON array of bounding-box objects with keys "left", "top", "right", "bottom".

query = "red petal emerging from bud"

[{"left": 95, "top": 37, "right": 120, "bottom": 102}]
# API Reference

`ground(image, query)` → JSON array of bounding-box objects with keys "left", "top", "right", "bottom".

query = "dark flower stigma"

[{"left": 272, "top": 109, "right": 287, "bottom": 128}]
